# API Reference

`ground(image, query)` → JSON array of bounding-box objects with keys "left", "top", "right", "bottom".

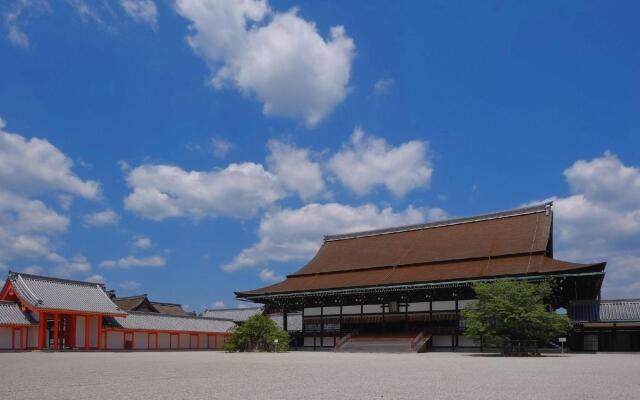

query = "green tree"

[
  {"left": 462, "top": 280, "right": 572, "bottom": 346},
  {"left": 223, "top": 314, "right": 289, "bottom": 352}
]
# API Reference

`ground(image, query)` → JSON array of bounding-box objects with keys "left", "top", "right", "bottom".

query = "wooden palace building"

[
  {"left": 236, "top": 203, "right": 607, "bottom": 351},
  {"left": 0, "top": 272, "right": 233, "bottom": 351}
]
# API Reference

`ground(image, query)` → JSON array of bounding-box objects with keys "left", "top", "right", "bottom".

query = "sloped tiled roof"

[
  {"left": 203, "top": 307, "right": 263, "bottom": 322},
  {"left": 569, "top": 299, "right": 640, "bottom": 322},
  {"left": 106, "top": 311, "right": 235, "bottom": 333},
  {"left": 7, "top": 272, "right": 125, "bottom": 315},
  {"left": 0, "top": 301, "right": 35, "bottom": 326},
  {"left": 237, "top": 204, "right": 606, "bottom": 299},
  {"left": 112, "top": 295, "right": 158, "bottom": 312},
  {"left": 150, "top": 302, "right": 190, "bottom": 316}
]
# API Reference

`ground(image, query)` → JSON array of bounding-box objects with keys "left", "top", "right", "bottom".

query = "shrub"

[
  {"left": 462, "top": 280, "right": 572, "bottom": 349},
  {"left": 224, "top": 314, "right": 289, "bottom": 352}
]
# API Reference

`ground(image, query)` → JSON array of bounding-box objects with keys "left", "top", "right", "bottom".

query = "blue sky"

[{"left": 1, "top": 0, "right": 639, "bottom": 311}]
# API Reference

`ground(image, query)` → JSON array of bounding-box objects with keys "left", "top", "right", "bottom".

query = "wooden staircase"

[{"left": 335, "top": 333, "right": 430, "bottom": 353}]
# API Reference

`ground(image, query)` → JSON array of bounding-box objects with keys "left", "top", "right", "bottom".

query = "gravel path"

[{"left": 0, "top": 351, "right": 638, "bottom": 400}]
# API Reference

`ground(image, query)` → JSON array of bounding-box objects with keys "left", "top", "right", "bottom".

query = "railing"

[{"left": 334, "top": 332, "right": 355, "bottom": 350}]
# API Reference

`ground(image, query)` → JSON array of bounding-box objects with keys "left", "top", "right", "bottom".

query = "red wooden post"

[
  {"left": 11, "top": 328, "right": 15, "bottom": 350},
  {"left": 177, "top": 334, "right": 181, "bottom": 350},
  {"left": 21, "top": 327, "right": 26, "bottom": 350},
  {"left": 53, "top": 313, "right": 59, "bottom": 350},
  {"left": 84, "top": 316, "right": 90, "bottom": 350},
  {"left": 197, "top": 334, "right": 200, "bottom": 350},
  {"left": 97, "top": 316, "right": 102, "bottom": 350},
  {"left": 38, "top": 312, "right": 46, "bottom": 349},
  {"left": 155, "top": 333, "right": 158, "bottom": 350},
  {"left": 23, "top": 327, "right": 28, "bottom": 350}
]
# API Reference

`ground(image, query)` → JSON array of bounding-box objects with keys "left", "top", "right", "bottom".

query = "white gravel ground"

[{"left": 0, "top": 351, "right": 639, "bottom": 400}]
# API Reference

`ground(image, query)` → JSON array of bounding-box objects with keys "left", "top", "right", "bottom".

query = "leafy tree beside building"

[
  {"left": 463, "top": 280, "right": 572, "bottom": 348},
  {"left": 224, "top": 314, "right": 289, "bottom": 352}
]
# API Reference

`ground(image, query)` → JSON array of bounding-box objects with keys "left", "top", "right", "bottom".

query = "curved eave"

[{"left": 237, "top": 269, "right": 605, "bottom": 301}]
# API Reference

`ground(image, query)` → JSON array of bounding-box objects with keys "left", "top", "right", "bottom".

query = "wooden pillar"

[
  {"left": 84, "top": 316, "right": 90, "bottom": 350},
  {"left": 53, "top": 313, "right": 59, "bottom": 350},
  {"left": 38, "top": 312, "right": 46, "bottom": 349},
  {"left": 132, "top": 331, "right": 136, "bottom": 350},
  {"left": 177, "top": 333, "right": 181, "bottom": 350},
  {"left": 23, "top": 327, "right": 27, "bottom": 350},
  {"left": 360, "top": 302, "right": 364, "bottom": 333},
  {"left": 97, "top": 316, "right": 102, "bottom": 351},
  {"left": 382, "top": 298, "right": 386, "bottom": 333},
  {"left": 320, "top": 304, "right": 324, "bottom": 348},
  {"left": 282, "top": 305, "right": 288, "bottom": 332},
  {"left": 197, "top": 334, "right": 200, "bottom": 350},
  {"left": 156, "top": 333, "right": 159, "bottom": 350},
  {"left": 11, "top": 328, "right": 15, "bottom": 350},
  {"left": 339, "top": 303, "right": 343, "bottom": 334},
  {"left": 453, "top": 298, "right": 459, "bottom": 352}
]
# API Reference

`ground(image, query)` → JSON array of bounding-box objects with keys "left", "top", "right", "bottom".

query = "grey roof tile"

[
  {"left": 106, "top": 311, "right": 235, "bottom": 333},
  {"left": 202, "top": 307, "right": 263, "bottom": 322},
  {"left": 569, "top": 299, "right": 640, "bottom": 322},
  {"left": 0, "top": 301, "right": 36, "bottom": 326},
  {"left": 8, "top": 272, "right": 125, "bottom": 315}
]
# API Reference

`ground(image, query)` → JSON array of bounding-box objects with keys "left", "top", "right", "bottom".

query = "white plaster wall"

[
  {"left": 134, "top": 332, "right": 149, "bottom": 349},
  {"left": 323, "top": 336, "right": 335, "bottom": 347},
  {"left": 432, "top": 335, "right": 453, "bottom": 347},
  {"left": 341, "top": 305, "right": 361, "bottom": 314},
  {"left": 363, "top": 304, "right": 382, "bottom": 314},
  {"left": 199, "top": 334, "right": 208, "bottom": 349},
  {"left": 457, "top": 300, "right": 478, "bottom": 309},
  {"left": 75, "top": 316, "right": 85, "bottom": 348},
  {"left": 431, "top": 300, "right": 456, "bottom": 311},
  {"left": 28, "top": 326, "right": 38, "bottom": 348},
  {"left": 322, "top": 306, "right": 340, "bottom": 315},
  {"left": 457, "top": 335, "right": 479, "bottom": 347},
  {"left": 179, "top": 333, "right": 190, "bottom": 349},
  {"left": 0, "top": 327, "right": 12, "bottom": 349},
  {"left": 304, "top": 307, "right": 321, "bottom": 316},
  {"left": 408, "top": 302, "right": 430, "bottom": 312},
  {"left": 89, "top": 316, "right": 98, "bottom": 348},
  {"left": 106, "top": 331, "right": 124, "bottom": 350},
  {"left": 158, "top": 333, "right": 170, "bottom": 349}
]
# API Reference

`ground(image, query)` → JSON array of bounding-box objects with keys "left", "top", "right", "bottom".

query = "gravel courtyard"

[{"left": 1, "top": 351, "right": 639, "bottom": 400}]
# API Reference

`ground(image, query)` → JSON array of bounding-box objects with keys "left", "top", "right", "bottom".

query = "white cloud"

[
  {"left": 133, "top": 236, "right": 152, "bottom": 249},
  {"left": 373, "top": 78, "right": 394, "bottom": 95},
  {"left": 124, "top": 162, "right": 285, "bottom": 220},
  {"left": 83, "top": 209, "right": 119, "bottom": 227},
  {"left": 0, "top": 122, "right": 99, "bottom": 198},
  {"left": 210, "top": 300, "right": 226, "bottom": 309},
  {"left": 120, "top": 280, "right": 142, "bottom": 290},
  {"left": 531, "top": 152, "right": 640, "bottom": 298},
  {"left": 223, "top": 202, "right": 445, "bottom": 271},
  {"left": 267, "top": 140, "right": 325, "bottom": 200},
  {"left": 22, "top": 265, "right": 43, "bottom": 275},
  {"left": 328, "top": 127, "right": 433, "bottom": 197},
  {"left": 210, "top": 138, "right": 233, "bottom": 158},
  {"left": 52, "top": 254, "right": 91, "bottom": 277},
  {"left": 0, "top": 120, "right": 100, "bottom": 276},
  {"left": 86, "top": 274, "right": 106, "bottom": 284},
  {"left": 0, "top": 190, "right": 69, "bottom": 262},
  {"left": 99, "top": 255, "right": 166, "bottom": 269},
  {"left": 4, "top": 0, "right": 50, "bottom": 48},
  {"left": 120, "top": 0, "right": 158, "bottom": 28},
  {"left": 259, "top": 268, "right": 282, "bottom": 282},
  {"left": 175, "top": 0, "right": 355, "bottom": 126}
]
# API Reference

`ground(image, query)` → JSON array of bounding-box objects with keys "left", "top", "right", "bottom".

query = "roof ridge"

[
  {"left": 8, "top": 271, "right": 107, "bottom": 288},
  {"left": 150, "top": 301, "right": 183, "bottom": 306},
  {"left": 113, "top": 294, "right": 148, "bottom": 300},
  {"left": 324, "top": 202, "right": 553, "bottom": 242},
  {"left": 127, "top": 310, "right": 233, "bottom": 322},
  {"left": 203, "top": 306, "right": 263, "bottom": 312}
]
